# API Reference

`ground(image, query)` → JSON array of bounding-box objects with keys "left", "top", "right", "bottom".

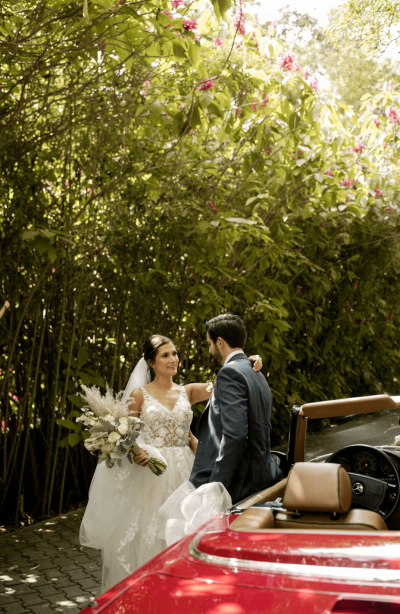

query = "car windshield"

[{"left": 305, "top": 405, "right": 400, "bottom": 461}]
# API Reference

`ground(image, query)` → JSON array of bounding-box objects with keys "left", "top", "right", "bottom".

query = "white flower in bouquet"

[
  {"left": 76, "top": 384, "right": 167, "bottom": 475},
  {"left": 108, "top": 431, "right": 121, "bottom": 443}
]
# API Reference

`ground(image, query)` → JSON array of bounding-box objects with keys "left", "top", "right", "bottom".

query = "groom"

[{"left": 190, "top": 314, "right": 283, "bottom": 504}]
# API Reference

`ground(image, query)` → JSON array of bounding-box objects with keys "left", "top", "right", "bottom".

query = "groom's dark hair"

[{"left": 205, "top": 314, "right": 247, "bottom": 348}]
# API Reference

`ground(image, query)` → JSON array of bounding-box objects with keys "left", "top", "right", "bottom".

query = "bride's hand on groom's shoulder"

[{"left": 249, "top": 355, "right": 263, "bottom": 372}]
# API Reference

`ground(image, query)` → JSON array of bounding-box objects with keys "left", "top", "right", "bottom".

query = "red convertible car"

[{"left": 82, "top": 394, "right": 400, "bottom": 614}]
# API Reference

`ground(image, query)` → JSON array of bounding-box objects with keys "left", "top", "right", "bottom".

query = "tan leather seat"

[{"left": 231, "top": 463, "right": 388, "bottom": 532}]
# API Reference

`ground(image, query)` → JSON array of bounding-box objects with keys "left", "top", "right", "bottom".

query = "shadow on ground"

[{"left": 0, "top": 508, "right": 101, "bottom": 614}]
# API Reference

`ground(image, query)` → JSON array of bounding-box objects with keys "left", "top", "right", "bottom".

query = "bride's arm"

[
  {"left": 127, "top": 388, "right": 149, "bottom": 467},
  {"left": 185, "top": 355, "right": 263, "bottom": 405}
]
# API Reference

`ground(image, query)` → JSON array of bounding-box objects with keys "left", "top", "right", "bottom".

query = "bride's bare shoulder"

[
  {"left": 126, "top": 388, "right": 144, "bottom": 415},
  {"left": 128, "top": 387, "right": 144, "bottom": 402}
]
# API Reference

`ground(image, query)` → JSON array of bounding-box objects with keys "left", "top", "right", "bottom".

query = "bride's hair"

[{"left": 142, "top": 335, "right": 176, "bottom": 379}]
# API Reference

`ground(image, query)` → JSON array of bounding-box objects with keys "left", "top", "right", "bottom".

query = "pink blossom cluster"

[
  {"left": 304, "top": 69, "right": 309, "bottom": 80},
  {"left": 387, "top": 105, "right": 399, "bottom": 125},
  {"left": 233, "top": 10, "right": 246, "bottom": 36},
  {"left": 163, "top": 9, "right": 172, "bottom": 18},
  {"left": 197, "top": 79, "right": 214, "bottom": 91},
  {"left": 326, "top": 169, "right": 334, "bottom": 177},
  {"left": 215, "top": 37, "right": 223, "bottom": 46},
  {"left": 374, "top": 118, "right": 380, "bottom": 127},
  {"left": 171, "top": 0, "right": 183, "bottom": 6},
  {"left": 341, "top": 177, "right": 357, "bottom": 188},
  {"left": 309, "top": 76, "right": 318, "bottom": 91},
  {"left": 183, "top": 18, "right": 198, "bottom": 30},
  {"left": 374, "top": 187, "right": 384, "bottom": 199},
  {"left": 351, "top": 141, "right": 364, "bottom": 154},
  {"left": 260, "top": 93, "right": 269, "bottom": 108},
  {"left": 279, "top": 52, "right": 300, "bottom": 73},
  {"left": 279, "top": 52, "right": 294, "bottom": 72}
]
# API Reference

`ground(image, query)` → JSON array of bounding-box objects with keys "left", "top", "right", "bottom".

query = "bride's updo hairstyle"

[{"left": 142, "top": 335, "right": 176, "bottom": 380}]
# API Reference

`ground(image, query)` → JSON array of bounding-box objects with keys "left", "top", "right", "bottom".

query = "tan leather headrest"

[{"left": 283, "top": 463, "right": 352, "bottom": 513}]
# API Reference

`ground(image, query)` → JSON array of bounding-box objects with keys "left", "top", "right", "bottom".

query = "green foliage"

[
  {"left": 327, "top": 0, "right": 400, "bottom": 57},
  {"left": 1, "top": 0, "right": 400, "bottom": 524}
]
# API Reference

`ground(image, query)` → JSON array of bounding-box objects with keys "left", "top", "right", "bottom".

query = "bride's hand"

[
  {"left": 189, "top": 430, "right": 198, "bottom": 455},
  {"left": 134, "top": 451, "right": 150, "bottom": 467},
  {"left": 249, "top": 355, "right": 263, "bottom": 372}
]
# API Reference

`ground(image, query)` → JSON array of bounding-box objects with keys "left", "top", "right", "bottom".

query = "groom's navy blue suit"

[{"left": 189, "top": 352, "right": 282, "bottom": 504}]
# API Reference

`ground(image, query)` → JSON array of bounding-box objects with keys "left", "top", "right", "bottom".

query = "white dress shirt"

[{"left": 223, "top": 349, "right": 244, "bottom": 366}]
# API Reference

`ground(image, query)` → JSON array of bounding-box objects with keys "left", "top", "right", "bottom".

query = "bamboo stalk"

[
  {"left": 0, "top": 303, "right": 40, "bottom": 509},
  {"left": 41, "top": 272, "right": 67, "bottom": 518},
  {"left": 110, "top": 318, "right": 120, "bottom": 390},
  {"left": 12, "top": 305, "right": 47, "bottom": 522},
  {"left": 58, "top": 442, "right": 69, "bottom": 513},
  {"left": 47, "top": 285, "right": 80, "bottom": 516}
]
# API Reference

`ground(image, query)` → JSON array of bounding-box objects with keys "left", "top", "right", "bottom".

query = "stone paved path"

[{"left": 0, "top": 508, "right": 102, "bottom": 614}]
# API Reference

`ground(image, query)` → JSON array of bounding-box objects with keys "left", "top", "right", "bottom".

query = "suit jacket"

[{"left": 189, "top": 352, "right": 282, "bottom": 504}]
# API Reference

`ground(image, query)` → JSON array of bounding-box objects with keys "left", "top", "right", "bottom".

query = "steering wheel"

[{"left": 327, "top": 444, "right": 400, "bottom": 522}]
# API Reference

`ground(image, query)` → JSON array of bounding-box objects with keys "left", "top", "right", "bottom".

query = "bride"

[{"left": 80, "top": 334, "right": 262, "bottom": 592}]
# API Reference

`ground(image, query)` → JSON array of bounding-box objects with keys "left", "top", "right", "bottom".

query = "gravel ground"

[{"left": 0, "top": 508, "right": 102, "bottom": 614}]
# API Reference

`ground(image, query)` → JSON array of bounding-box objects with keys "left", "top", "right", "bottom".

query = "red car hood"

[{"left": 83, "top": 515, "right": 400, "bottom": 614}]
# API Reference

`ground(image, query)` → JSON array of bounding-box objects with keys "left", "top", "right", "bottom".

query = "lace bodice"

[{"left": 139, "top": 386, "right": 192, "bottom": 448}]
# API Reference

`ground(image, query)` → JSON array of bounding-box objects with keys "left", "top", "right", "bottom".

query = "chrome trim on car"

[{"left": 188, "top": 533, "right": 400, "bottom": 584}]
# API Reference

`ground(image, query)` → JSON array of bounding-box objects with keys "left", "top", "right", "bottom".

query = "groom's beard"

[{"left": 211, "top": 347, "right": 224, "bottom": 369}]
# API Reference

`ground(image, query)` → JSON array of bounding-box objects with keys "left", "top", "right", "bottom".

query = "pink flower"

[
  {"left": 163, "top": 9, "right": 172, "bottom": 18},
  {"left": 279, "top": 52, "right": 294, "bottom": 72},
  {"left": 12, "top": 395, "right": 18, "bottom": 401},
  {"left": 374, "top": 187, "right": 384, "bottom": 199},
  {"left": 341, "top": 177, "right": 356, "bottom": 188},
  {"left": 304, "top": 69, "right": 309, "bottom": 80},
  {"left": 387, "top": 207, "right": 392, "bottom": 213},
  {"left": 352, "top": 141, "right": 364, "bottom": 154},
  {"left": 260, "top": 94, "right": 269, "bottom": 108},
  {"left": 65, "top": 179, "right": 69, "bottom": 186},
  {"left": 294, "top": 62, "right": 301, "bottom": 72},
  {"left": 236, "top": 108, "right": 242, "bottom": 117},
  {"left": 326, "top": 170, "right": 334, "bottom": 177},
  {"left": 215, "top": 37, "right": 223, "bottom": 46},
  {"left": 310, "top": 76, "right": 319, "bottom": 91},
  {"left": 197, "top": 79, "right": 214, "bottom": 91},
  {"left": 254, "top": 13, "right": 259, "bottom": 25},
  {"left": 179, "top": 104, "right": 183, "bottom": 110},
  {"left": 383, "top": 141, "right": 387, "bottom": 148},
  {"left": 208, "top": 201, "right": 217, "bottom": 212},
  {"left": 171, "top": 0, "right": 182, "bottom": 6},
  {"left": 52, "top": 268, "right": 56, "bottom": 273},
  {"left": 374, "top": 118, "right": 380, "bottom": 127},
  {"left": 389, "top": 81, "right": 394, "bottom": 91},
  {"left": 233, "top": 10, "right": 246, "bottom": 36},
  {"left": 251, "top": 99, "right": 258, "bottom": 111},
  {"left": 87, "top": 188, "right": 93, "bottom": 193},
  {"left": 387, "top": 105, "right": 399, "bottom": 125},
  {"left": 269, "top": 21, "right": 277, "bottom": 32},
  {"left": 183, "top": 18, "right": 198, "bottom": 30}
]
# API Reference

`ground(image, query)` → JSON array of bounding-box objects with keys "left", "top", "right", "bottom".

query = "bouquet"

[{"left": 76, "top": 384, "right": 167, "bottom": 475}]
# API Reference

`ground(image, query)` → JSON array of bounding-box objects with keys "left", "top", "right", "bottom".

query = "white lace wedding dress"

[{"left": 80, "top": 386, "right": 194, "bottom": 592}]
